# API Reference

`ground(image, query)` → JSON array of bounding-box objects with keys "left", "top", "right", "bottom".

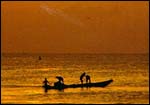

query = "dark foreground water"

[{"left": 1, "top": 53, "right": 149, "bottom": 104}]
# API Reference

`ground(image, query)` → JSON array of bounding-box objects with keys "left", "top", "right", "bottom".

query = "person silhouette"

[
  {"left": 86, "top": 75, "right": 91, "bottom": 84},
  {"left": 43, "top": 78, "right": 49, "bottom": 93},
  {"left": 80, "top": 72, "right": 86, "bottom": 84},
  {"left": 55, "top": 76, "right": 64, "bottom": 90},
  {"left": 56, "top": 76, "right": 64, "bottom": 83}
]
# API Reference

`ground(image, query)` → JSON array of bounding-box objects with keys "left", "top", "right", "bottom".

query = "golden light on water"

[{"left": 1, "top": 1, "right": 149, "bottom": 104}]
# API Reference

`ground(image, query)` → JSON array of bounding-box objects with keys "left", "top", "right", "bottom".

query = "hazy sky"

[{"left": 2, "top": 1, "right": 149, "bottom": 53}]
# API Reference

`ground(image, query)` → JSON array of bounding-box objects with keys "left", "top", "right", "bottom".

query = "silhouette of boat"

[{"left": 43, "top": 79, "right": 113, "bottom": 90}]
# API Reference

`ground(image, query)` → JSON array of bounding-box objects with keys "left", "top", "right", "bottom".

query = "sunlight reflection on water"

[{"left": 2, "top": 54, "right": 149, "bottom": 104}]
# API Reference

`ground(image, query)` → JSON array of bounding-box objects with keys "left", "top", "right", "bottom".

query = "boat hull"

[{"left": 43, "top": 79, "right": 113, "bottom": 90}]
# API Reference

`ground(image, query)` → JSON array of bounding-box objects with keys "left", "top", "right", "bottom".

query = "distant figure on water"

[
  {"left": 43, "top": 78, "right": 49, "bottom": 93},
  {"left": 86, "top": 75, "right": 91, "bottom": 84},
  {"left": 39, "top": 56, "right": 42, "bottom": 60},
  {"left": 80, "top": 72, "right": 86, "bottom": 84}
]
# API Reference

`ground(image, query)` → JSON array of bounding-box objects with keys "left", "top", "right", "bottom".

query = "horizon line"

[{"left": 1, "top": 52, "right": 149, "bottom": 55}]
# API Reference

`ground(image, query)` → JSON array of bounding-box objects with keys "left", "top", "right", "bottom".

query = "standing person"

[
  {"left": 80, "top": 72, "right": 86, "bottom": 84},
  {"left": 86, "top": 75, "right": 91, "bottom": 84},
  {"left": 43, "top": 78, "right": 49, "bottom": 87},
  {"left": 43, "top": 78, "right": 49, "bottom": 93}
]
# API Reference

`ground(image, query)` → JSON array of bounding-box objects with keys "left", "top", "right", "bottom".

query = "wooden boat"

[{"left": 43, "top": 79, "right": 113, "bottom": 90}]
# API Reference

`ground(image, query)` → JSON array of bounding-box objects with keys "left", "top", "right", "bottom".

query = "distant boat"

[{"left": 43, "top": 79, "right": 113, "bottom": 90}]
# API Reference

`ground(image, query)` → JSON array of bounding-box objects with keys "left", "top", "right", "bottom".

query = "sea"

[{"left": 1, "top": 53, "right": 149, "bottom": 104}]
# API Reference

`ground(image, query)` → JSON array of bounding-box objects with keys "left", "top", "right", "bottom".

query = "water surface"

[{"left": 1, "top": 53, "right": 149, "bottom": 104}]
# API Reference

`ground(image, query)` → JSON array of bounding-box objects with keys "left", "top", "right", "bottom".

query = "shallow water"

[{"left": 1, "top": 53, "right": 149, "bottom": 104}]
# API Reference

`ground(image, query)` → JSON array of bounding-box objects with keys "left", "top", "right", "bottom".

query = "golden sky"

[{"left": 2, "top": 1, "right": 149, "bottom": 53}]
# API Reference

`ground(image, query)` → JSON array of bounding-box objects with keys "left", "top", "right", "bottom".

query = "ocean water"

[{"left": 1, "top": 53, "right": 149, "bottom": 104}]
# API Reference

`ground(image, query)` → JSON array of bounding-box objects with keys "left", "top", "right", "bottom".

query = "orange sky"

[{"left": 2, "top": 1, "right": 149, "bottom": 54}]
